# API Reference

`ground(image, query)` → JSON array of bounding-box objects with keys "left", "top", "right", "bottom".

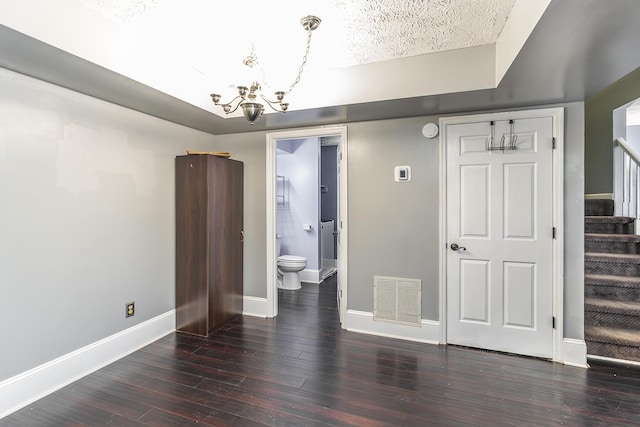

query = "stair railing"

[{"left": 613, "top": 137, "right": 640, "bottom": 232}]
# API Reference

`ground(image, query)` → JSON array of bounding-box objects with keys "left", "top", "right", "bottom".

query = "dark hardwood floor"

[{"left": 4, "top": 276, "right": 640, "bottom": 426}]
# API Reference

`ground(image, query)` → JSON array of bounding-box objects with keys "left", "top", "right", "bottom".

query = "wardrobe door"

[
  {"left": 207, "top": 156, "right": 244, "bottom": 332},
  {"left": 175, "top": 155, "right": 209, "bottom": 336}
]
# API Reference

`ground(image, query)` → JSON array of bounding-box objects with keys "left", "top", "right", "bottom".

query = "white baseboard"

[
  {"left": 344, "top": 309, "right": 441, "bottom": 344},
  {"left": 0, "top": 310, "right": 176, "bottom": 419},
  {"left": 585, "top": 193, "right": 614, "bottom": 200},
  {"left": 243, "top": 296, "right": 268, "bottom": 318},
  {"left": 299, "top": 268, "right": 321, "bottom": 284},
  {"left": 321, "top": 267, "right": 337, "bottom": 280},
  {"left": 560, "top": 338, "right": 588, "bottom": 368}
]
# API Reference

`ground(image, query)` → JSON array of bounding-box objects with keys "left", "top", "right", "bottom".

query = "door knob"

[{"left": 450, "top": 243, "right": 466, "bottom": 251}]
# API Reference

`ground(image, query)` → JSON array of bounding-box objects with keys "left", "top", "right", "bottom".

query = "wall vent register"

[{"left": 373, "top": 276, "right": 422, "bottom": 326}]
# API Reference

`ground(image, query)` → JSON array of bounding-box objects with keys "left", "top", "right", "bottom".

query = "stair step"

[
  {"left": 586, "top": 325, "right": 640, "bottom": 361},
  {"left": 585, "top": 297, "right": 640, "bottom": 314},
  {"left": 585, "top": 233, "right": 640, "bottom": 253},
  {"left": 585, "top": 274, "right": 640, "bottom": 300},
  {"left": 586, "top": 325, "right": 640, "bottom": 345},
  {"left": 584, "top": 216, "right": 635, "bottom": 234},
  {"left": 583, "top": 203, "right": 640, "bottom": 362},
  {"left": 585, "top": 252, "right": 640, "bottom": 275},
  {"left": 585, "top": 298, "right": 640, "bottom": 329},
  {"left": 585, "top": 199, "right": 614, "bottom": 216}
]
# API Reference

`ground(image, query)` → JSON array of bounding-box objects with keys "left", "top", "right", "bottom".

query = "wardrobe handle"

[{"left": 240, "top": 230, "right": 244, "bottom": 242}]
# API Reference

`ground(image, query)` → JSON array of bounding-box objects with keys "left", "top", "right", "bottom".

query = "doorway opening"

[{"left": 266, "top": 126, "right": 348, "bottom": 321}]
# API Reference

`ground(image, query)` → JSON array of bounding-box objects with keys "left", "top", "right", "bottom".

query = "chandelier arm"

[
  {"left": 222, "top": 96, "right": 245, "bottom": 114},
  {"left": 259, "top": 94, "right": 286, "bottom": 112},
  {"left": 215, "top": 94, "right": 244, "bottom": 114}
]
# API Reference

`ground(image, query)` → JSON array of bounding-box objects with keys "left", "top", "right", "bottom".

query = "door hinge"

[
  {"left": 552, "top": 316, "right": 556, "bottom": 329},
  {"left": 340, "top": 152, "right": 343, "bottom": 161},
  {"left": 552, "top": 137, "right": 557, "bottom": 149},
  {"left": 552, "top": 227, "right": 556, "bottom": 239}
]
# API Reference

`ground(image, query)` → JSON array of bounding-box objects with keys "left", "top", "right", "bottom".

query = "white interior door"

[{"left": 445, "top": 116, "right": 554, "bottom": 358}]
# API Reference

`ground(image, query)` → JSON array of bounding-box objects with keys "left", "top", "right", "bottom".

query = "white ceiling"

[
  {"left": 0, "top": 0, "right": 537, "bottom": 118},
  {"left": 76, "top": 0, "right": 516, "bottom": 67},
  {"left": 1, "top": 0, "right": 640, "bottom": 135}
]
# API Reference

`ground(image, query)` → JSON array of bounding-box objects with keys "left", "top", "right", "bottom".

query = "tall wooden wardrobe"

[{"left": 175, "top": 154, "right": 243, "bottom": 336}]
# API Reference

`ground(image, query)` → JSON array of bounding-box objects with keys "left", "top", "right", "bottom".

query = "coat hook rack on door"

[{"left": 487, "top": 120, "right": 518, "bottom": 152}]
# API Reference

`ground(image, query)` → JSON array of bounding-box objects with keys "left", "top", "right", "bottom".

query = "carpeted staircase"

[{"left": 584, "top": 199, "right": 640, "bottom": 361}]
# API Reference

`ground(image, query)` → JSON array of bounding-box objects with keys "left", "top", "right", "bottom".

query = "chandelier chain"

[
  {"left": 286, "top": 28, "right": 313, "bottom": 94},
  {"left": 252, "top": 27, "right": 313, "bottom": 95}
]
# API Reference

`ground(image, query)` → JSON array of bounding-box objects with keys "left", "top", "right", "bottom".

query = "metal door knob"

[{"left": 450, "top": 243, "right": 466, "bottom": 251}]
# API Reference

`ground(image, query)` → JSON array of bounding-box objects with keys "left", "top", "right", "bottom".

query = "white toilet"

[{"left": 276, "top": 235, "right": 307, "bottom": 290}]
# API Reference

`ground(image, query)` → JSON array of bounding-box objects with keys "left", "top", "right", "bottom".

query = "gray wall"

[
  {"left": 1, "top": 65, "right": 586, "bottom": 383},
  {"left": 213, "top": 131, "right": 268, "bottom": 299},
  {"left": 0, "top": 68, "right": 217, "bottom": 381},
  {"left": 217, "top": 117, "right": 441, "bottom": 319},
  {"left": 217, "top": 104, "right": 585, "bottom": 337},
  {"left": 585, "top": 66, "right": 640, "bottom": 194},
  {"left": 346, "top": 117, "right": 440, "bottom": 318}
]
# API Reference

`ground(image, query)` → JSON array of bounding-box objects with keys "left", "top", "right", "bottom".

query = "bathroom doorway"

[{"left": 266, "top": 126, "right": 348, "bottom": 322}]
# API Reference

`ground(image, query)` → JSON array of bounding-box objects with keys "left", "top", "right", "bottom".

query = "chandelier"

[{"left": 210, "top": 15, "right": 321, "bottom": 124}]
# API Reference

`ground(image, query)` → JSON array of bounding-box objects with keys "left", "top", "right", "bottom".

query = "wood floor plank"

[
  {"left": 4, "top": 276, "right": 640, "bottom": 426},
  {"left": 79, "top": 373, "right": 269, "bottom": 426}
]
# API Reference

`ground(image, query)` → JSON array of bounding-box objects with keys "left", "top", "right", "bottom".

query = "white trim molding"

[
  {"left": 0, "top": 310, "right": 176, "bottom": 419},
  {"left": 299, "top": 269, "right": 322, "bottom": 284},
  {"left": 561, "top": 338, "right": 588, "bottom": 368},
  {"left": 243, "top": 296, "right": 268, "bottom": 318},
  {"left": 345, "top": 310, "right": 441, "bottom": 344}
]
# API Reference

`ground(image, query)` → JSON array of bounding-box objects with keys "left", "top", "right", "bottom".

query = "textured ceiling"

[
  {"left": 76, "top": 0, "right": 161, "bottom": 24},
  {"left": 329, "top": 0, "right": 515, "bottom": 67},
  {"left": 76, "top": 0, "right": 515, "bottom": 69}
]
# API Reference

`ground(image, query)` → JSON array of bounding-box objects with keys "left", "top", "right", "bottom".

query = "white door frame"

[
  {"left": 438, "top": 108, "right": 566, "bottom": 362},
  {"left": 266, "top": 126, "right": 348, "bottom": 319}
]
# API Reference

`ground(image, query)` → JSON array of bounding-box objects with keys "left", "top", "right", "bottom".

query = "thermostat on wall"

[{"left": 394, "top": 166, "right": 411, "bottom": 182}]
